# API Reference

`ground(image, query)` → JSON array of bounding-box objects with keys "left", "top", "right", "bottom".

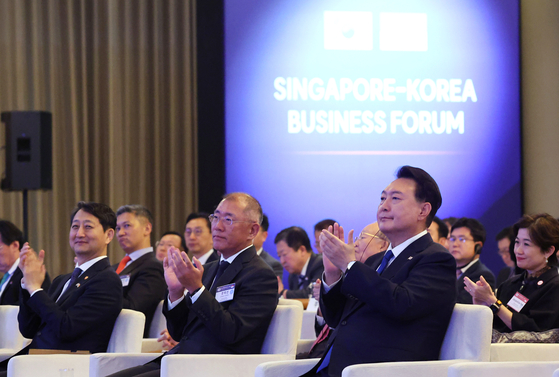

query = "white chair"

[
  {"left": 7, "top": 354, "right": 91, "bottom": 377},
  {"left": 141, "top": 300, "right": 167, "bottom": 353},
  {"left": 5, "top": 309, "right": 146, "bottom": 377},
  {"left": 0, "top": 305, "right": 30, "bottom": 362},
  {"left": 448, "top": 361, "right": 559, "bottom": 377},
  {"left": 278, "top": 298, "right": 304, "bottom": 309},
  {"left": 490, "top": 343, "right": 559, "bottom": 361},
  {"left": 90, "top": 304, "right": 304, "bottom": 377},
  {"left": 255, "top": 303, "right": 493, "bottom": 377},
  {"left": 278, "top": 298, "right": 317, "bottom": 341},
  {"left": 553, "top": 367, "right": 559, "bottom": 377}
]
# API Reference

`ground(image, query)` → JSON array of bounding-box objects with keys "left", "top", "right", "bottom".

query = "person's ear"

[{"left": 418, "top": 202, "right": 432, "bottom": 222}]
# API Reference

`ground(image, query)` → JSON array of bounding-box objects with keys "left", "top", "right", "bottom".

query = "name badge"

[
  {"left": 216, "top": 283, "right": 235, "bottom": 303},
  {"left": 120, "top": 275, "right": 131, "bottom": 287},
  {"left": 507, "top": 291, "right": 529, "bottom": 312}
]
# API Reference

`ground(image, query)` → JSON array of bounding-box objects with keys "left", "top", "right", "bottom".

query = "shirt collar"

[
  {"left": 8, "top": 258, "right": 20, "bottom": 275},
  {"left": 300, "top": 254, "right": 311, "bottom": 276},
  {"left": 459, "top": 257, "right": 479, "bottom": 274},
  {"left": 76, "top": 255, "right": 107, "bottom": 273},
  {"left": 220, "top": 245, "right": 252, "bottom": 264},
  {"left": 256, "top": 247, "right": 263, "bottom": 256},
  {"left": 127, "top": 246, "right": 154, "bottom": 261},
  {"left": 387, "top": 230, "right": 428, "bottom": 260},
  {"left": 197, "top": 249, "right": 216, "bottom": 265}
]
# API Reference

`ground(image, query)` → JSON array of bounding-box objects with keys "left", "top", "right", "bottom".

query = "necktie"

[
  {"left": 376, "top": 250, "right": 394, "bottom": 275},
  {"left": 116, "top": 255, "right": 132, "bottom": 274},
  {"left": 0, "top": 272, "right": 11, "bottom": 288},
  {"left": 298, "top": 275, "right": 307, "bottom": 288},
  {"left": 211, "top": 261, "right": 230, "bottom": 290},
  {"left": 309, "top": 324, "right": 331, "bottom": 353},
  {"left": 456, "top": 269, "right": 463, "bottom": 279},
  {"left": 57, "top": 268, "right": 82, "bottom": 302}
]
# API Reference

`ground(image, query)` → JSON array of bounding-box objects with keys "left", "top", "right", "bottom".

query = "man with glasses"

[
  {"left": 449, "top": 217, "right": 496, "bottom": 304},
  {"left": 108, "top": 193, "right": 278, "bottom": 377},
  {"left": 184, "top": 212, "right": 218, "bottom": 265},
  {"left": 354, "top": 222, "right": 390, "bottom": 263}
]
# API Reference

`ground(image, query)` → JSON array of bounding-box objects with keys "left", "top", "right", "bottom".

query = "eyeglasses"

[
  {"left": 185, "top": 228, "right": 205, "bottom": 237},
  {"left": 354, "top": 231, "right": 382, "bottom": 243},
  {"left": 208, "top": 214, "right": 254, "bottom": 227},
  {"left": 448, "top": 236, "right": 475, "bottom": 244}
]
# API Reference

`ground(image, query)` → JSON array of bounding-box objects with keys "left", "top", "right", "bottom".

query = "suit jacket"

[
  {"left": 113, "top": 252, "right": 166, "bottom": 337},
  {"left": 287, "top": 253, "right": 324, "bottom": 298},
  {"left": 456, "top": 259, "right": 496, "bottom": 304},
  {"left": 18, "top": 258, "right": 123, "bottom": 353},
  {"left": 259, "top": 250, "right": 284, "bottom": 277},
  {"left": 311, "top": 233, "right": 456, "bottom": 377},
  {"left": 0, "top": 268, "right": 51, "bottom": 305},
  {"left": 163, "top": 246, "right": 277, "bottom": 354},
  {"left": 205, "top": 249, "right": 219, "bottom": 264}
]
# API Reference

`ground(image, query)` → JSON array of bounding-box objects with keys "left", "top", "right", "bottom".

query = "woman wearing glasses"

[{"left": 464, "top": 213, "right": 559, "bottom": 337}]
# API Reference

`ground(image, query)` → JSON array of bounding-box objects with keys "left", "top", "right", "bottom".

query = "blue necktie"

[
  {"left": 0, "top": 272, "right": 11, "bottom": 288},
  {"left": 376, "top": 250, "right": 394, "bottom": 274},
  {"left": 57, "top": 268, "right": 82, "bottom": 302},
  {"left": 211, "top": 261, "right": 230, "bottom": 290}
]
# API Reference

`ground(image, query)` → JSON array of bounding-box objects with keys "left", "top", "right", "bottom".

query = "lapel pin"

[
  {"left": 538, "top": 280, "right": 543, "bottom": 286},
  {"left": 76, "top": 283, "right": 81, "bottom": 288},
  {"left": 408, "top": 256, "right": 413, "bottom": 260},
  {"left": 84, "top": 276, "right": 89, "bottom": 280}
]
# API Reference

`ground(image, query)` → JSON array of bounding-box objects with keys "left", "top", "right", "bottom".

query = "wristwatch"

[{"left": 490, "top": 299, "right": 502, "bottom": 315}]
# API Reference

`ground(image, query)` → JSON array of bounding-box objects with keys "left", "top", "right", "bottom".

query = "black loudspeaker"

[{"left": 1, "top": 111, "right": 52, "bottom": 191}]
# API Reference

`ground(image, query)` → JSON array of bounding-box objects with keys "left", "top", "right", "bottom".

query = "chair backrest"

[
  {"left": 440, "top": 304, "right": 492, "bottom": 362},
  {"left": 0, "top": 305, "right": 26, "bottom": 349},
  {"left": 106, "top": 309, "right": 145, "bottom": 353},
  {"left": 278, "top": 298, "right": 304, "bottom": 310},
  {"left": 148, "top": 300, "right": 166, "bottom": 338},
  {"left": 261, "top": 304, "right": 303, "bottom": 355}
]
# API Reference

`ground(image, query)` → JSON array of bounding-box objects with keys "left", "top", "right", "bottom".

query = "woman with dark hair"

[{"left": 464, "top": 213, "right": 559, "bottom": 334}]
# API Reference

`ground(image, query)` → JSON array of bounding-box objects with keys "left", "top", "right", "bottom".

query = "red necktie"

[
  {"left": 116, "top": 255, "right": 132, "bottom": 274},
  {"left": 309, "top": 324, "right": 331, "bottom": 353}
]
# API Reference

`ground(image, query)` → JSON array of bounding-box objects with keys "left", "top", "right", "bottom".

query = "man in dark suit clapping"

[{"left": 307, "top": 166, "right": 456, "bottom": 377}]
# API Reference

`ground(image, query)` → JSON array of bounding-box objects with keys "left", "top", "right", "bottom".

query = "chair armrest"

[
  {"left": 141, "top": 338, "right": 165, "bottom": 353},
  {"left": 490, "top": 343, "right": 559, "bottom": 361},
  {"left": 255, "top": 358, "right": 319, "bottom": 377},
  {"left": 161, "top": 354, "right": 294, "bottom": 377},
  {"left": 449, "top": 361, "right": 559, "bottom": 377},
  {"left": 7, "top": 354, "right": 90, "bottom": 377},
  {"left": 296, "top": 339, "right": 315, "bottom": 354},
  {"left": 342, "top": 359, "right": 472, "bottom": 377},
  {"left": 89, "top": 352, "right": 163, "bottom": 377}
]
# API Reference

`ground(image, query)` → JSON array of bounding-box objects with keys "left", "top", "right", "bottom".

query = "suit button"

[{"left": 341, "top": 321, "right": 347, "bottom": 326}]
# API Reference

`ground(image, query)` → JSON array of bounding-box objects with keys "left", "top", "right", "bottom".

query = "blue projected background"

[{"left": 224, "top": 0, "right": 521, "bottom": 277}]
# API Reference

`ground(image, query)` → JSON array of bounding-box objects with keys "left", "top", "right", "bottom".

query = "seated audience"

[
  {"left": 428, "top": 216, "right": 449, "bottom": 249},
  {"left": 495, "top": 226, "right": 516, "bottom": 286},
  {"left": 0, "top": 220, "right": 50, "bottom": 305},
  {"left": 275, "top": 226, "right": 323, "bottom": 298},
  {"left": 314, "top": 219, "right": 336, "bottom": 254},
  {"left": 0, "top": 202, "right": 122, "bottom": 374},
  {"left": 253, "top": 214, "right": 284, "bottom": 277},
  {"left": 465, "top": 213, "right": 559, "bottom": 334},
  {"left": 115, "top": 205, "right": 166, "bottom": 337},
  {"left": 450, "top": 217, "right": 496, "bottom": 304},
  {"left": 107, "top": 193, "right": 277, "bottom": 377},
  {"left": 184, "top": 212, "right": 218, "bottom": 265},
  {"left": 155, "top": 231, "right": 186, "bottom": 262}
]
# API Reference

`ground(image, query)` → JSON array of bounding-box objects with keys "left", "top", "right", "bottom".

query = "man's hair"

[
  {"left": 451, "top": 218, "right": 487, "bottom": 247},
  {"left": 222, "top": 192, "right": 263, "bottom": 225},
  {"left": 71, "top": 202, "right": 117, "bottom": 231},
  {"left": 396, "top": 166, "right": 442, "bottom": 227},
  {"left": 443, "top": 217, "right": 458, "bottom": 227},
  {"left": 513, "top": 213, "right": 559, "bottom": 267},
  {"left": 314, "top": 219, "right": 337, "bottom": 232},
  {"left": 116, "top": 204, "right": 154, "bottom": 225},
  {"left": 274, "top": 226, "right": 313, "bottom": 253},
  {"left": 0, "top": 220, "right": 24, "bottom": 249},
  {"left": 185, "top": 212, "right": 211, "bottom": 231},
  {"left": 432, "top": 216, "right": 449, "bottom": 239},
  {"left": 261, "top": 214, "right": 269, "bottom": 232},
  {"left": 160, "top": 231, "right": 187, "bottom": 251},
  {"left": 496, "top": 226, "right": 515, "bottom": 243}
]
